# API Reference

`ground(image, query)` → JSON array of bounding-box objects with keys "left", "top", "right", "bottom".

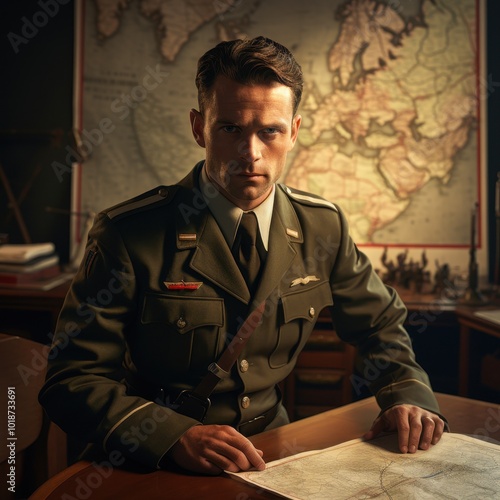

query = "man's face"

[{"left": 190, "top": 76, "right": 301, "bottom": 210}]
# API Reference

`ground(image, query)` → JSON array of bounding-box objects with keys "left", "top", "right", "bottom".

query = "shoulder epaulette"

[
  {"left": 279, "top": 184, "right": 338, "bottom": 212},
  {"left": 106, "top": 186, "right": 177, "bottom": 221}
]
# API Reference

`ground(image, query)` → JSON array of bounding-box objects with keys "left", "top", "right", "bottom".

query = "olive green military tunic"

[{"left": 39, "top": 162, "right": 441, "bottom": 469}]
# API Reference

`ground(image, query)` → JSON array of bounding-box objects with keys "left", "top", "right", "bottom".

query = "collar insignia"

[{"left": 178, "top": 233, "right": 197, "bottom": 241}]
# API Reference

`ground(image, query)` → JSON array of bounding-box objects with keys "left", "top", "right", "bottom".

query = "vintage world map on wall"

[{"left": 79, "top": 0, "right": 482, "bottom": 250}]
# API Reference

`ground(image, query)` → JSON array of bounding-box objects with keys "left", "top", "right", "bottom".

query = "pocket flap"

[
  {"left": 281, "top": 281, "right": 333, "bottom": 323},
  {"left": 141, "top": 294, "right": 224, "bottom": 333}
]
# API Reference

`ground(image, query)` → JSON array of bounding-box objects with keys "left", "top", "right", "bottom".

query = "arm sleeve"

[
  {"left": 38, "top": 213, "right": 199, "bottom": 469},
  {"left": 328, "top": 207, "right": 445, "bottom": 419}
]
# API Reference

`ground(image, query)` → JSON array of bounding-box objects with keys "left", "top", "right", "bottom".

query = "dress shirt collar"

[{"left": 200, "top": 163, "right": 275, "bottom": 250}]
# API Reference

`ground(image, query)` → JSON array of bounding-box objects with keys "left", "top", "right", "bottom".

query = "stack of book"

[{"left": 0, "top": 243, "right": 69, "bottom": 290}]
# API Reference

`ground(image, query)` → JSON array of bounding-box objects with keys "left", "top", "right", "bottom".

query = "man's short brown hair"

[{"left": 195, "top": 36, "right": 303, "bottom": 115}]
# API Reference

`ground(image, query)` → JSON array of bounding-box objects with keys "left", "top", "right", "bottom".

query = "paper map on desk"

[{"left": 227, "top": 433, "right": 500, "bottom": 499}]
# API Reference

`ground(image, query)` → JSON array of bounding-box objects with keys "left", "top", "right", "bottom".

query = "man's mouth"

[{"left": 239, "top": 171, "right": 263, "bottom": 178}]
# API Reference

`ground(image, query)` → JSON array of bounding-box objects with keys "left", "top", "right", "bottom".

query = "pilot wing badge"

[{"left": 290, "top": 275, "right": 320, "bottom": 287}]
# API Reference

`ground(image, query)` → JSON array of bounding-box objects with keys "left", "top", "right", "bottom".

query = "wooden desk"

[
  {"left": 456, "top": 305, "right": 500, "bottom": 396},
  {"left": 29, "top": 393, "right": 500, "bottom": 500}
]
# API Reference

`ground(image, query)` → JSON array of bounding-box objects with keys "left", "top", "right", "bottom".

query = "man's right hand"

[{"left": 168, "top": 424, "right": 266, "bottom": 474}]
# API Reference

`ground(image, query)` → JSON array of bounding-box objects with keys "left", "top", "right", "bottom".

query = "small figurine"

[
  {"left": 413, "top": 250, "right": 429, "bottom": 293},
  {"left": 379, "top": 248, "right": 430, "bottom": 293},
  {"left": 380, "top": 246, "right": 397, "bottom": 284},
  {"left": 433, "top": 260, "right": 450, "bottom": 295}
]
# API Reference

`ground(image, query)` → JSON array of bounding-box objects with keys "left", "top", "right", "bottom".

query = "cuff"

[
  {"left": 375, "top": 379, "right": 449, "bottom": 429},
  {"left": 103, "top": 402, "right": 200, "bottom": 469}
]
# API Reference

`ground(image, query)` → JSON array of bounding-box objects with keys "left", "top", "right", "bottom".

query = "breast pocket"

[
  {"left": 269, "top": 281, "right": 333, "bottom": 368},
  {"left": 140, "top": 293, "right": 224, "bottom": 375}
]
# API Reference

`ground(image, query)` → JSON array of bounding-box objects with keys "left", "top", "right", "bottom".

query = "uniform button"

[
  {"left": 240, "top": 359, "right": 249, "bottom": 372},
  {"left": 158, "top": 187, "right": 168, "bottom": 197},
  {"left": 309, "top": 307, "right": 315, "bottom": 318},
  {"left": 176, "top": 317, "right": 186, "bottom": 329},
  {"left": 241, "top": 396, "right": 251, "bottom": 409}
]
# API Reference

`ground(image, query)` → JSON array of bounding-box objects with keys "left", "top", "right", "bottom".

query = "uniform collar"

[
  {"left": 176, "top": 163, "right": 302, "bottom": 304},
  {"left": 200, "top": 163, "right": 275, "bottom": 250}
]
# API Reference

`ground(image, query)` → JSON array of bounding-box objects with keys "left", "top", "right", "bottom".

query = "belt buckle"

[{"left": 173, "top": 390, "right": 211, "bottom": 422}]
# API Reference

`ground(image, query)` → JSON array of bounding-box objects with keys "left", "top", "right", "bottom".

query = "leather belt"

[{"left": 238, "top": 399, "right": 281, "bottom": 437}]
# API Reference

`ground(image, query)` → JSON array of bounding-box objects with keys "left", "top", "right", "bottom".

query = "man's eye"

[
  {"left": 263, "top": 128, "right": 279, "bottom": 135},
  {"left": 222, "top": 125, "right": 238, "bottom": 133}
]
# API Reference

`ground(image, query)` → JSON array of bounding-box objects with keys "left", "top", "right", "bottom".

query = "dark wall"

[
  {"left": 486, "top": 0, "right": 500, "bottom": 283},
  {"left": 1, "top": 2, "right": 74, "bottom": 130},
  {"left": 0, "top": 1, "right": 75, "bottom": 262}
]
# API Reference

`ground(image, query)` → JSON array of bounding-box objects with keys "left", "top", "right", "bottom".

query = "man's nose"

[{"left": 239, "top": 135, "right": 262, "bottom": 162}]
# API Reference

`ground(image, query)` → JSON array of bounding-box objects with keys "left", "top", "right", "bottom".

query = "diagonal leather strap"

[
  {"left": 193, "top": 301, "right": 266, "bottom": 398},
  {"left": 172, "top": 302, "right": 266, "bottom": 422},
  {"left": 191, "top": 301, "right": 266, "bottom": 399}
]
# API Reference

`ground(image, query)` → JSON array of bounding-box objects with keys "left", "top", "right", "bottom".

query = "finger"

[
  {"left": 226, "top": 438, "right": 265, "bottom": 471},
  {"left": 406, "top": 412, "right": 423, "bottom": 453},
  {"left": 240, "top": 441, "right": 266, "bottom": 471},
  {"left": 204, "top": 446, "right": 241, "bottom": 473},
  {"left": 418, "top": 416, "right": 435, "bottom": 450},
  {"left": 201, "top": 435, "right": 248, "bottom": 472},
  {"left": 170, "top": 425, "right": 245, "bottom": 474},
  {"left": 201, "top": 445, "right": 241, "bottom": 472},
  {"left": 209, "top": 435, "right": 265, "bottom": 472},
  {"left": 430, "top": 416, "right": 446, "bottom": 445},
  {"left": 394, "top": 410, "right": 411, "bottom": 454}
]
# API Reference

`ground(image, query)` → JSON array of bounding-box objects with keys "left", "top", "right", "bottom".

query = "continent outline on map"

[{"left": 82, "top": 0, "right": 481, "bottom": 247}]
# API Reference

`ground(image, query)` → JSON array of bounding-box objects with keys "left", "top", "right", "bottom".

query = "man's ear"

[
  {"left": 190, "top": 108, "right": 206, "bottom": 148},
  {"left": 288, "top": 114, "right": 302, "bottom": 150}
]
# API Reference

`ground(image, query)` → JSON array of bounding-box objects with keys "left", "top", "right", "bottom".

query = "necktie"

[{"left": 232, "top": 212, "right": 262, "bottom": 293}]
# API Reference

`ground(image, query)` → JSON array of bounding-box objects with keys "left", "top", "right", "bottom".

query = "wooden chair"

[{"left": 0, "top": 333, "right": 66, "bottom": 497}]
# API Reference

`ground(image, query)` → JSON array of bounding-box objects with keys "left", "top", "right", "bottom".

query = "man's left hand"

[{"left": 363, "top": 404, "right": 445, "bottom": 453}]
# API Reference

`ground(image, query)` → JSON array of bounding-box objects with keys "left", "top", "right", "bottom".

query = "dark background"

[
  {"left": 0, "top": 1, "right": 75, "bottom": 262},
  {"left": 0, "top": 0, "right": 499, "bottom": 279}
]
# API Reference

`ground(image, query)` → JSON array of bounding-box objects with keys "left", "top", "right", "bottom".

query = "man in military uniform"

[{"left": 40, "top": 36, "right": 446, "bottom": 474}]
